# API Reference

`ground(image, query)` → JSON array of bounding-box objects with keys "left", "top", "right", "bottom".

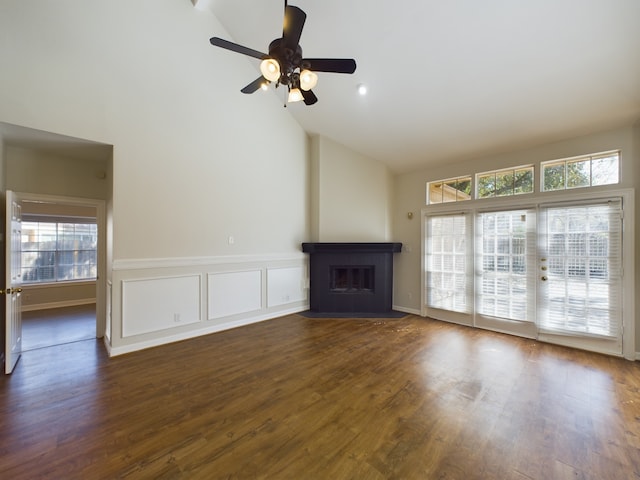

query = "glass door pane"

[
  {"left": 425, "top": 213, "right": 473, "bottom": 325},
  {"left": 538, "top": 200, "right": 623, "bottom": 355},
  {"left": 475, "top": 209, "right": 537, "bottom": 338}
]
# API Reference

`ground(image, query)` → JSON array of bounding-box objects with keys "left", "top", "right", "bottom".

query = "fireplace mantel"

[
  {"left": 301, "top": 242, "right": 402, "bottom": 254},
  {"left": 302, "top": 242, "right": 402, "bottom": 313}
]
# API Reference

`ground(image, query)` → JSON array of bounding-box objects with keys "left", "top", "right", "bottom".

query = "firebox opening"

[{"left": 330, "top": 266, "right": 374, "bottom": 293}]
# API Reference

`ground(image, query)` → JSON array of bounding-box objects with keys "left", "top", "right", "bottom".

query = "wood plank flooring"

[
  {"left": 1, "top": 313, "right": 639, "bottom": 479},
  {"left": 22, "top": 305, "right": 96, "bottom": 351}
]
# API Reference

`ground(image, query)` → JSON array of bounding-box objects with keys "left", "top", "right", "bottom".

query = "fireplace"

[
  {"left": 302, "top": 242, "right": 402, "bottom": 313},
  {"left": 330, "top": 266, "right": 374, "bottom": 292}
]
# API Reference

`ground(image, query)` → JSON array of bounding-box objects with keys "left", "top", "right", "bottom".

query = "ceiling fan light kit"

[
  {"left": 288, "top": 88, "right": 304, "bottom": 103},
  {"left": 209, "top": 3, "right": 356, "bottom": 106},
  {"left": 260, "top": 58, "right": 281, "bottom": 82},
  {"left": 299, "top": 69, "right": 318, "bottom": 91}
]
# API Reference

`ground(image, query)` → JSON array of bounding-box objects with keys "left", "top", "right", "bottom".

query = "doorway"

[
  {"left": 1, "top": 122, "right": 113, "bottom": 372},
  {"left": 16, "top": 193, "right": 107, "bottom": 349}
]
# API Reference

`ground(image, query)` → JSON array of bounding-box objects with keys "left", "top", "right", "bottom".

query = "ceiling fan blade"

[
  {"left": 209, "top": 37, "right": 266, "bottom": 60},
  {"left": 282, "top": 6, "right": 306, "bottom": 50},
  {"left": 241, "top": 76, "right": 268, "bottom": 94},
  {"left": 302, "top": 89, "right": 318, "bottom": 106},
  {"left": 304, "top": 58, "right": 357, "bottom": 74}
]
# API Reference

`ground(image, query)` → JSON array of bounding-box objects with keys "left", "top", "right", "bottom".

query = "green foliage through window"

[
  {"left": 477, "top": 166, "right": 534, "bottom": 199},
  {"left": 542, "top": 152, "right": 619, "bottom": 191},
  {"left": 425, "top": 151, "right": 620, "bottom": 205}
]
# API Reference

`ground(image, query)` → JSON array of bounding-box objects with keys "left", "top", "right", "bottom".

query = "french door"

[
  {"left": 475, "top": 208, "right": 537, "bottom": 338},
  {"left": 424, "top": 194, "right": 630, "bottom": 357},
  {"left": 537, "top": 200, "right": 623, "bottom": 355}
]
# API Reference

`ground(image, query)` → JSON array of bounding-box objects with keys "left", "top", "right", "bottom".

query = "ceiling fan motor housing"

[{"left": 268, "top": 38, "right": 304, "bottom": 86}]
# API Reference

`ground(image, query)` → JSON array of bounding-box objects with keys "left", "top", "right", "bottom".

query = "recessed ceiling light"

[{"left": 357, "top": 83, "right": 368, "bottom": 96}]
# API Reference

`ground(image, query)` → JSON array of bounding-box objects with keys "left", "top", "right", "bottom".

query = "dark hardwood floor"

[
  {"left": 21, "top": 304, "right": 96, "bottom": 351},
  {"left": 1, "top": 313, "right": 639, "bottom": 479}
]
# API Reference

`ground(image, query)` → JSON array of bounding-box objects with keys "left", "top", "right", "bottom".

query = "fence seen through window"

[{"left": 21, "top": 221, "right": 98, "bottom": 283}]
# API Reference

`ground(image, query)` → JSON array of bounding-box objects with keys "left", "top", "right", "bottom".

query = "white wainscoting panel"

[
  {"left": 122, "top": 275, "right": 201, "bottom": 337},
  {"left": 267, "top": 266, "right": 306, "bottom": 307},
  {"left": 208, "top": 270, "right": 262, "bottom": 319},
  {"left": 110, "top": 254, "right": 309, "bottom": 356}
]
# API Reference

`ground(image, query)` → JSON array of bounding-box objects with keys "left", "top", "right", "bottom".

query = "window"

[
  {"left": 21, "top": 221, "right": 97, "bottom": 283},
  {"left": 477, "top": 166, "right": 534, "bottom": 198},
  {"left": 539, "top": 201, "right": 622, "bottom": 338},
  {"left": 423, "top": 196, "right": 627, "bottom": 356},
  {"left": 427, "top": 176, "right": 472, "bottom": 204},
  {"left": 425, "top": 213, "right": 472, "bottom": 313},
  {"left": 542, "top": 151, "right": 619, "bottom": 192},
  {"left": 476, "top": 209, "right": 536, "bottom": 322}
]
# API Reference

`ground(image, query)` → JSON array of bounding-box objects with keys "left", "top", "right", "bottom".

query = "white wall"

[
  {"left": 5, "top": 147, "right": 109, "bottom": 200},
  {"left": 0, "top": 0, "right": 308, "bottom": 257},
  {"left": 0, "top": 0, "right": 311, "bottom": 354},
  {"left": 393, "top": 125, "right": 639, "bottom": 348},
  {"left": 310, "top": 135, "right": 392, "bottom": 242}
]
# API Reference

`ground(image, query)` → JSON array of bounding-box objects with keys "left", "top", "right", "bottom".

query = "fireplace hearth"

[{"left": 302, "top": 242, "right": 402, "bottom": 313}]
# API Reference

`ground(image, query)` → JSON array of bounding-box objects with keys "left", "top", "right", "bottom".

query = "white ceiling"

[
  {"left": 206, "top": 0, "right": 640, "bottom": 173},
  {"left": 0, "top": 122, "right": 112, "bottom": 162}
]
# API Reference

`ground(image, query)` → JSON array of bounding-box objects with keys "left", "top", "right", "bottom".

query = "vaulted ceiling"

[{"left": 204, "top": 0, "right": 640, "bottom": 173}]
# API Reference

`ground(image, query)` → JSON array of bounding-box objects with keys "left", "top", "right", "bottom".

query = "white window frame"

[
  {"left": 476, "top": 165, "right": 535, "bottom": 199},
  {"left": 426, "top": 175, "right": 473, "bottom": 205},
  {"left": 21, "top": 218, "right": 98, "bottom": 285},
  {"left": 421, "top": 188, "right": 635, "bottom": 360},
  {"left": 540, "top": 150, "right": 620, "bottom": 192},
  {"left": 423, "top": 211, "right": 474, "bottom": 326}
]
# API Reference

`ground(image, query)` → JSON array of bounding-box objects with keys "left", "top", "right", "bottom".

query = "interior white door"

[{"left": 5, "top": 190, "right": 23, "bottom": 374}]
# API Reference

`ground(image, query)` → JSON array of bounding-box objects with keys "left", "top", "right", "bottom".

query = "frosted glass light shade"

[
  {"left": 260, "top": 58, "right": 280, "bottom": 82},
  {"left": 299, "top": 70, "right": 318, "bottom": 91},
  {"left": 288, "top": 88, "right": 304, "bottom": 102}
]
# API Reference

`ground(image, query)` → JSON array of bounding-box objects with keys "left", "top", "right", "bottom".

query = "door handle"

[
  {"left": 541, "top": 276, "right": 548, "bottom": 281},
  {"left": 2, "top": 287, "right": 23, "bottom": 294}
]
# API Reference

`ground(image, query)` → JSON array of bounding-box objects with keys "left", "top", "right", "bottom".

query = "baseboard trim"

[
  {"left": 392, "top": 305, "right": 421, "bottom": 316},
  {"left": 108, "top": 305, "right": 308, "bottom": 357},
  {"left": 22, "top": 299, "right": 96, "bottom": 312}
]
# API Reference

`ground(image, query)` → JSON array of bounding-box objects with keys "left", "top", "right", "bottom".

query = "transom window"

[
  {"left": 21, "top": 220, "right": 98, "bottom": 283},
  {"left": 426, "top": 151, "right": 620, "bottom": 204},
  {"left": 477, "top": 166, "right": 534, "bottom": 198},
  {"left": 427, "top": 176, "right": 472, "bottom": 204},
  {"left": 541, "top": 151, "right": 619, "bottom": 192}
]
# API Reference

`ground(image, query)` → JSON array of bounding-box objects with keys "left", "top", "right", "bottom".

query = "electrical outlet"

[{"left": 173, "top": 313, "right": 181, "bottom": 322}]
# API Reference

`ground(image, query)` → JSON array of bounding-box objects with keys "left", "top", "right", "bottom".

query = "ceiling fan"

[{"left": 209, "top": 1, "right": 357, "bottom": 105}]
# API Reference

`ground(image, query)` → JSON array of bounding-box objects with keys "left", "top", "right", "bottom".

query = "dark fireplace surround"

[{"left": 302, "top": 242, "right": 402, "bottom": 313}]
